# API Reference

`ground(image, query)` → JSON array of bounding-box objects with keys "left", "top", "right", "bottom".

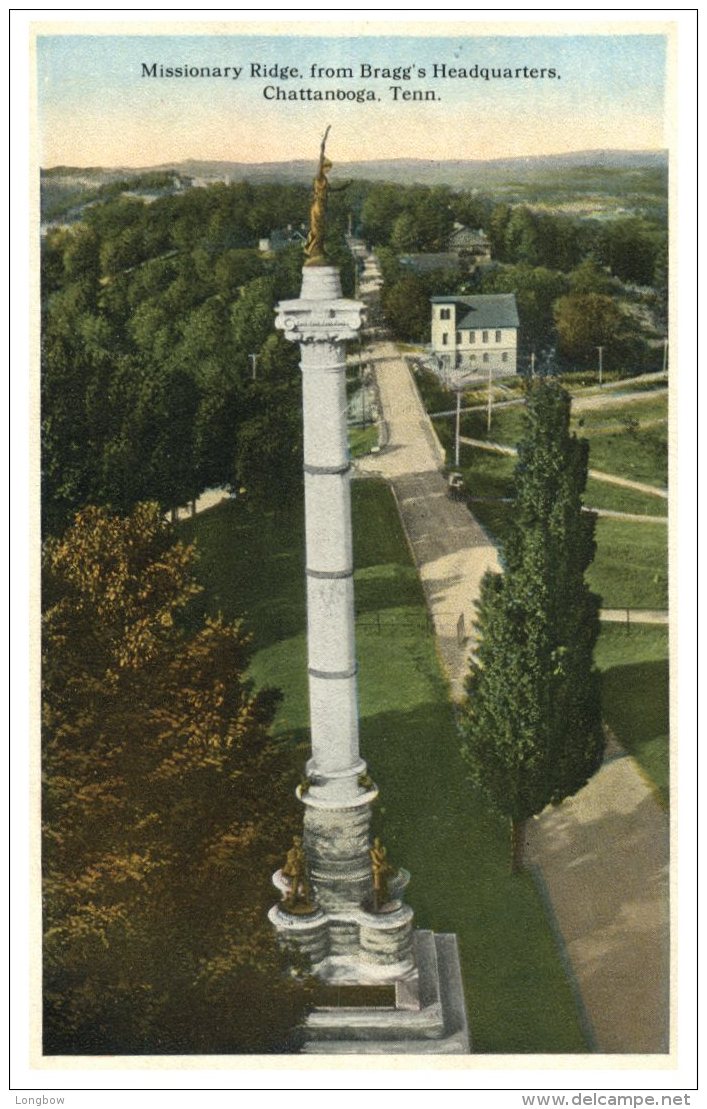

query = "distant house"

[
  {"left": 430, "top": 293, "right": 519, "bottom": 375},
  {"left": 191, "top": 174, "right": 232, "bottom": 188},
  {"left": 448, "top": 223, "right": 491, "bottom": 259},
  {"left": 259, "top": 225, "right": 307, "bottom": 253}
]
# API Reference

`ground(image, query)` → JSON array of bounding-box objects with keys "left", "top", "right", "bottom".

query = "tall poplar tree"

[{"left": 459, "top": 380, "right": 604, "bottom": 872}]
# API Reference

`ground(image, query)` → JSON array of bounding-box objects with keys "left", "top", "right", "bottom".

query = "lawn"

[
  {"left": 448, "top": 439, "right": 667, "bottom": 520},
  {"left": 348, "top": 424, "right": 379, "bottom": 458},
  {"left": 181, "top": 480, "right": 589, "bottom": 1053},
  {"left": 570, "top": 392, "right": 667, "bottom": 433},
  {"left": 595, "top": 625, "right": 670, "bottom": 807},
  {"left": 433, "top": 424, "right": 669, "bottom": 612},
  {"left": 583, "top": 425, "right": 668, "bottom": 488},
  {"left": 583, "top": 479, "right": 667, "bottom": 517},
  {"left": 586, "top": 518, "right": 668, "bottom": 610},
  {"left": 454, "top": 392, "right": 668, "bottom": 491}
]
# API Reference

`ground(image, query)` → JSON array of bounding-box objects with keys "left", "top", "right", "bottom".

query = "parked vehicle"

[{"left": 447, "top": 472, "right": 464, "bottom": 500}]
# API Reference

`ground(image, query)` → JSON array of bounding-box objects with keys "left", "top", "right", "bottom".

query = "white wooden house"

[{"left": 430, "top": 293, "right": 519, "bottom": 376}]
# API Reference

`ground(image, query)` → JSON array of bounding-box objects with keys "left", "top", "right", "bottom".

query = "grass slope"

[
  {"left": 181, "top": 481, "right": 588, "bottom": 1053},
  {"left": 595, "top": 626, "right": 670, "bottom": 807}
]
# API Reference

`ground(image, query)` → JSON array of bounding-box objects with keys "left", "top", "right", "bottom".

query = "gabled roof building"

[
  {"left": 430, "top": 293, "right": 520, "bottom": 376},
  {"left": 448, "top": 223, "right": 491, "bottom": 257}
]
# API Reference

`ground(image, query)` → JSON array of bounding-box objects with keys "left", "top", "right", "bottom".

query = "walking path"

[
  {"left": 600, "top": 608, "right": 669, "bottom": 625},
  {"left": 432, "top": 385, "right": 668, "bottom": 421},
  {"left": 356, "top": 254, "right": 669, "bottom": 1054},
  {"left": 459, "top": 436, "right": 669, "bottom": 499}
]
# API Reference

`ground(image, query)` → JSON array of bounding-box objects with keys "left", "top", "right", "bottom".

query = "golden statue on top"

[{"left": 304, "top": 126, "right": 333, "bottom": 266}]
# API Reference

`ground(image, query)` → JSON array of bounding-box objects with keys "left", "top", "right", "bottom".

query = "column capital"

[{"left": 275, "top": 298, "right": 365, "bottom": 345}]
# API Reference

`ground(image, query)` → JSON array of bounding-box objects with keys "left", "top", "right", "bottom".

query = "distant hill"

[{"left": 43, "top": 149, "right": 668, "bottom": 189}]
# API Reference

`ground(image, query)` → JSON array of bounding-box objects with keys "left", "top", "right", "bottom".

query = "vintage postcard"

[{"left": 12, "top": 9, "right": 696, "bottom": 1098}]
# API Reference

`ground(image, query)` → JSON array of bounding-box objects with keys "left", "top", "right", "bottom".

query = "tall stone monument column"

[{"left": 268, "top": 130, "right": 468, "bottom": 1053}]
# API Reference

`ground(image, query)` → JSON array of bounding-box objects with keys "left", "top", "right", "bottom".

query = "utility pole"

[
  {"left": 487, "top": 362, "right": 493, "bottom": 434},
  {"left": 249, "top": 352, "right": 259, "bottom": 381},
  {"left": 662, "top": 336, "right": 668, "bottom": 373},
  {"left": 455, "top": 387, "right": 462, "bottom": 468},
  {"left": 530, "top": 351, "right": 536, "bottom": 377},
  {"left": 597, "top": 345, "right": 604, "bottom": 387}
]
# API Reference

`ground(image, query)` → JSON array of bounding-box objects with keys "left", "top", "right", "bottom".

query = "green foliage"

[
  {"left": 597, "top": 218, "right": 665, "bottom": 287},
  {"left": 459, "top": 382, "right": 604, "bottom": 853},
  {"left": 361, "top": 184, "right": 407, "bottom": 246},
  {"left": 42, "top": 503, "right": 311, "bottom": 1054},
  {"left": 410, "top": 365, "right": 455, "bottom": 414},
  {"left": 361, "top": 183, "right": 452, "bottom": 252},
  {"left": 381, "top": 274, "right": 432, "bottom": 342},
  {"left": 568, "top": 257, "right": 614, "bottom": 296},
  {"left": 479, "top": 264, "right": 568, "bottom": 358},
  {"left": 554, "top": 292, "right": 627, "bottom": 364},
  {"left": 586, "top": 518, "right": 668, "bottom": 610},
  {"left": 41, "top": 182, "right": 309, "bottom": 530},
  {"left": 233, "top": 392, "right": 303, "bottom": 504}
]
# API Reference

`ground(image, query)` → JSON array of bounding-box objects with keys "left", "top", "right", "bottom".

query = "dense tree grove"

[
  {"left": 41, "top": 179, "right": 353, "bottom": 534},
  {"left": 357, "top": 177, "right": 666, "bottom": 371},
  {"left": 42, "top": 503, "right": 312, "bottom": 1053},
  {"left": 458, "top": 382, "right": 604, "bottom": 872}
]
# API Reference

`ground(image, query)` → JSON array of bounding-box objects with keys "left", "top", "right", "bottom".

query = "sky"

[{"left": 35, "top": 27, "right": 668, "bottom": 167}]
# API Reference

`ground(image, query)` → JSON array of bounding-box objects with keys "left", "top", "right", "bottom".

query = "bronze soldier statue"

[
  {"left": 281, "top": 835, "right": 315, "bottom": 913},
  {"left": 370, "top": 836, "right": 395, "bottom": 913}
]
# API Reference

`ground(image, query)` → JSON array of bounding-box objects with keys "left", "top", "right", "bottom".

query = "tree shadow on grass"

[
  {"left": 357, "top": 701, "right": 590, "bottom": 1053},
  {"left": 600, "top": 658, "right": 669, "bottom": 806}
]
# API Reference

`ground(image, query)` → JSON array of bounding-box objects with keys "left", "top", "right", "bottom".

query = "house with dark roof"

[
  {"left": 448, "top": 223, "right": 491, "bottom": 259},
  {"left": 430, "top": 293, "right": 519, "bottom": 376},
  {"left": 258, "top": 225, "right": 307, "bottom": 253}
]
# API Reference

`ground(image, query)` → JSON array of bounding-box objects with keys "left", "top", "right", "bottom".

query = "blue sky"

[{"left": 36, "top": 31, "right": 667, "bottom": 166}]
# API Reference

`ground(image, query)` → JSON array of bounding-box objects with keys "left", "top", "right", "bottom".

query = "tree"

[
  {"left": 504, "top": 206, "right": 540, "bottom": 267},
  {"left": 487, "top": 203, "right": 512, "bottom": 261},
  {"left": 381, "top": 274, "right": 431, "bottom": 342},
  {"left": 360, "top": 184, "right": 406, "bottom": 246},
  {"left": 233, "top": 396, "right": 303, "bottom": 503},
  {"left": 568, "top": 257, "right": 614, "bottom": 296},
  {"left": 553, "top": 292, "right": 625, "bottom": 366},
  {"left": 42, "top": 503, "right": 311, "bottom": 1053},
  {"left": 598, "top": 218, "right": 662, "bottom": 287},
  {"left": 458, "top": 381, "right": 604, "bottom": 873},
  {"left": 480, "top": 264, "right": 568, "bottom": 362}
]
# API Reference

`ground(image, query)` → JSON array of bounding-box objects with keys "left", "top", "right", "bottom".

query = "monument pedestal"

[
  {"left": 302, "top": 931, "right": 469, "bottom": 1055},
  {"left": 270, "top": 263, "right": 469, "bottom": 1054}
]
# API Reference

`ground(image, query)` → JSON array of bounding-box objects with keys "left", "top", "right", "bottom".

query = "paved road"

[
  {"left": 356, "top": 267, "right": 669, "bottom": 1053},
  {"left": 356, "top": 340, "right": 500, "bottom": 697}
]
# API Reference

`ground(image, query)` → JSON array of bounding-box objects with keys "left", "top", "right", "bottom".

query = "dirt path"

[
  {"left": 357, "top": 286, "right": 669, "bottom": 1052},
  {"left": 432, "top": 390, "right": 669, "bottom": 423},
  {"left": 459, "top": 436, "right": 668, "bottom": 499}
]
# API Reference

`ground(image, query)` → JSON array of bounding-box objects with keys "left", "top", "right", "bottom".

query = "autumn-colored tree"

[
  {"left": 42, "top": 503, "right": 311, "bottom": 1054},
  {"left": 458, "top": 382, "right": 604, "bottom": 872}
]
